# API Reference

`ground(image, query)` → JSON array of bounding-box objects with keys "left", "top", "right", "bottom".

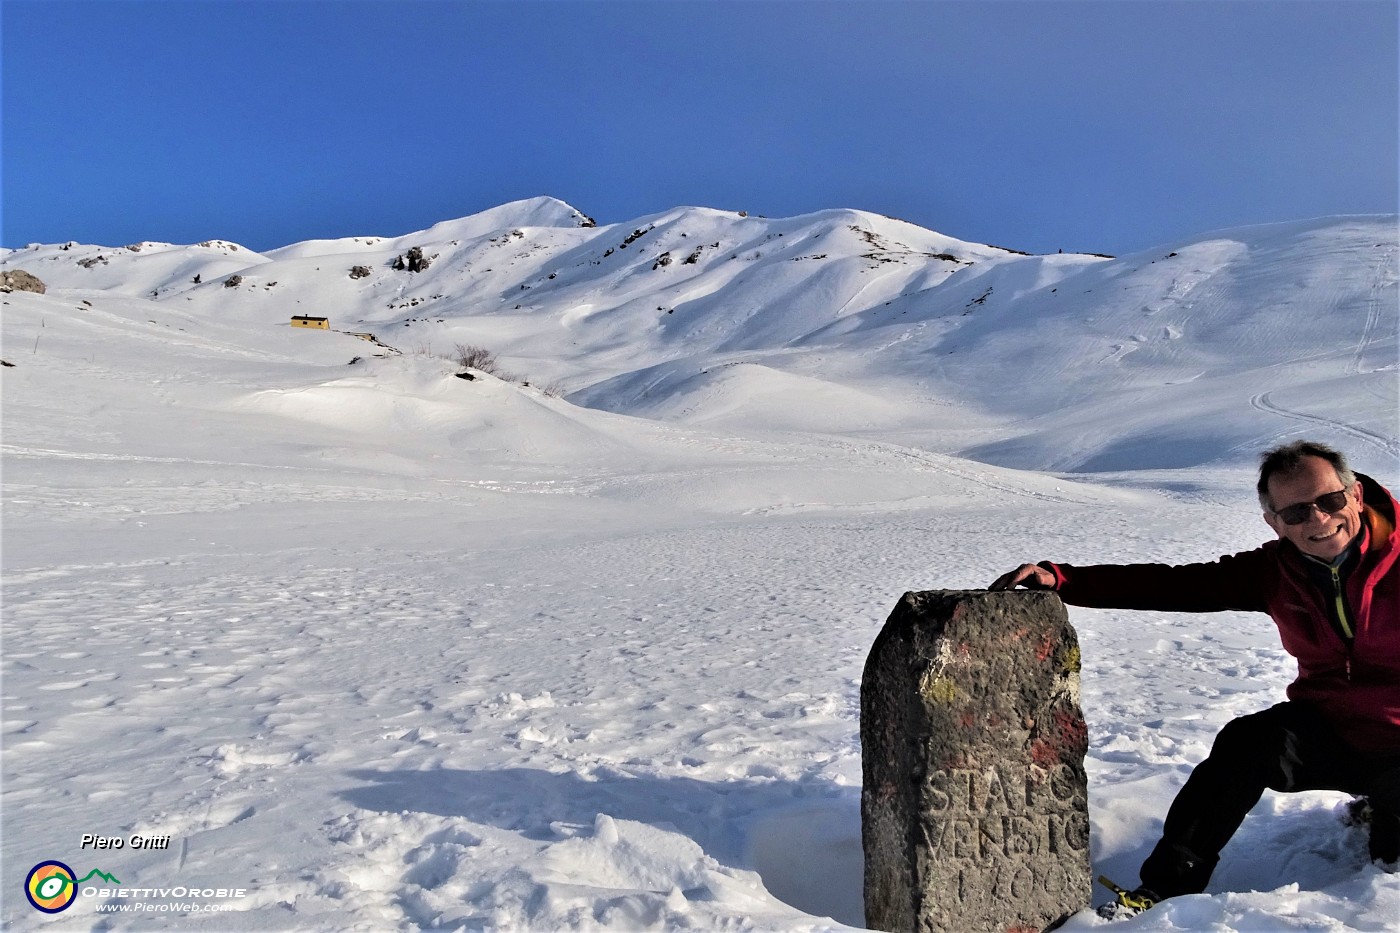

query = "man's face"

[{"left": 1263, "top": 456, "right": 1364, "bottom": 560}]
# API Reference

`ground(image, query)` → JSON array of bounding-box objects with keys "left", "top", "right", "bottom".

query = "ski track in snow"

[
  {"left": 1249, "top": 391, "right": 1399, "bottom": 461},
  {"left": 1349, "top": 243, "right": 1397, "bottom": 377}
]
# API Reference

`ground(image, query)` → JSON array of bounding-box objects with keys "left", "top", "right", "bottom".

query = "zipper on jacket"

[{"left": 1329, "top": 564, "right": 1354, "bottom": 641}]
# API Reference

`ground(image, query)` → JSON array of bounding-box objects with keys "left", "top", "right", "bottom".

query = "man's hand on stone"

[{"left": 988, "top": 563, "right": 1056, "bottom": 591}]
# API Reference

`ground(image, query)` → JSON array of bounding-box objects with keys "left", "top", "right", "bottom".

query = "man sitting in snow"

[{"left": 989, "top": 439, "right": 1399, "bottom": 917}]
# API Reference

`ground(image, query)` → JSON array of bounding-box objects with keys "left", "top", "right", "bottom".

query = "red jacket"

[{"left": 1043, "top": 474, "right": 1400, "bottom": 754}]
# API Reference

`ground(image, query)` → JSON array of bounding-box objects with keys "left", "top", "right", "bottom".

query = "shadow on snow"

[{"left": 339, "top": 765, "right": 866, "bottom": 927}]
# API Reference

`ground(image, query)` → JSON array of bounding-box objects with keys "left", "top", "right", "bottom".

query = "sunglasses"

[{"left": 1270, "top": 489, "right": 1350, "bottom": 526}]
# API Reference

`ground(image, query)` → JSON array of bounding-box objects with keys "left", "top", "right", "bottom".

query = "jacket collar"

[{"left": 1357, "top": 473, "right": 1397, "bottom": 550}]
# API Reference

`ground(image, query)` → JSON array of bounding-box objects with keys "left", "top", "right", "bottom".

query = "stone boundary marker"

[{"left": 861, "top": 590, "right": 1091, "bottom": 933}]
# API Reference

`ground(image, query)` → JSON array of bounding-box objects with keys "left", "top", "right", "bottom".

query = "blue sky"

[{"left": 3, "top": 1, "right": 1396, "bottom": 255}]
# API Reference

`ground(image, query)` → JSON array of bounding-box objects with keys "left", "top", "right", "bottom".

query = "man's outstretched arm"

[{"left": 989, "top": 553, "right": 1270, "bottom": 612}]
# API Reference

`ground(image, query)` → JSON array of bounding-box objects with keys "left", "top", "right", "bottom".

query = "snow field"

[
  {"left": 3, "top": 201, "right": 1397, "bottom": 930},
  {"left": 11, "top": 469, "right": 1390, "bottom": 930}
]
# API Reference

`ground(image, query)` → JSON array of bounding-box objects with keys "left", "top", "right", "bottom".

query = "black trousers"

[{"left": 1139, "top": 701, "right": 1400, "bottom": 898}]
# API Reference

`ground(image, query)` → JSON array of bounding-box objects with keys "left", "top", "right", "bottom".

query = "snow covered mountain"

[
  {"left": 6, "top": 197, "right": 1394, "bottom": 476},
  {"left": 2, "top": 199, "right": 1397, "bottom": 932}
]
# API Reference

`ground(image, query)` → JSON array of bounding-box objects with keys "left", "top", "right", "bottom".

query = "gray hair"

[{"left": 1257, "top": 440, "right": 1357, "bottom": 511}]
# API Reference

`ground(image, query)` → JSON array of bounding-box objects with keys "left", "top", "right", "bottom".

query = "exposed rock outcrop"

[
  {"left": 392, "top": 246, "right": 432, "bottom": 273},
  {"left": 0, "top": 269, "right": 47, "bottom": 294}
]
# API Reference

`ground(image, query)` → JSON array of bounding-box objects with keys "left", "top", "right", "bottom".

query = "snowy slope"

[
  {"left": 2, "top": 238, "right": 267, "bottom": 298},
  {"left": 10, "top": 200, "right": 1390, "bottom": 474},
  {"left": 2, "top": 200, "right": 1397, "bottom": 932}
]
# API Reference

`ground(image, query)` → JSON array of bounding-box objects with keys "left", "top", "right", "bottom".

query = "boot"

[{"left": 1138, "top": 840, "right": 1219, "bottom": 898}]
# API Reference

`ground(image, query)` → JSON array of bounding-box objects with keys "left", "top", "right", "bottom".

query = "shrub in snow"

[{"left": 454, "top": 343, "right": 499, "bottom": 374}]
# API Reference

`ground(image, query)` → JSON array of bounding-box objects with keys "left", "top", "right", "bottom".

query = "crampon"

[{"left": 1095, "top": 875, "right": 1159, "bottom": 920}]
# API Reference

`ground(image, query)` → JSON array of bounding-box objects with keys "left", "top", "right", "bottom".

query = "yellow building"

[{"left": 291, "top": 315, "right": 330, "bottom": 329}]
